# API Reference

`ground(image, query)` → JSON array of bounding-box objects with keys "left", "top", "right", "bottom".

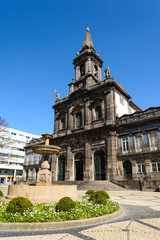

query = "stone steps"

[{"left": 52, "top": 180, "right": 125, "bottom": 191}]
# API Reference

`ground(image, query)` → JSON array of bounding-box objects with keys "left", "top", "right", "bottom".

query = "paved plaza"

[{"left": 0, "top": 190, "right": 160, "bottom": 239}]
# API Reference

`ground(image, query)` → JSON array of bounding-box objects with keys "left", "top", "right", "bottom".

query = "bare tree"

[
  {"left": 0, "top": 116, "right": 8, "bottom": 128},
  {"left": 0, "top": 117, "right": 11, "bottom": 160}
]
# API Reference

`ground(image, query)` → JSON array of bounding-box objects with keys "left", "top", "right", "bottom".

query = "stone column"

[
  {"left": 145, "top": 159, "right": 152, "bottom": 179},
  {"left": 28, "top": 169, "right": 31, "bottom": 178},
  {"left": 131, "top": 160, "right": 138, "bottom": 180},
  {"left": 51, "top": 155, "right": 58, "bottom": 181},
  {"left": 105, "top": 88, "right": 116, "bottom": 124},
  {"left": 98, "top": 65, "right": 101, "bottom": 81},
  {"left": 101, "top": 100, "right": 105, "bottom": 119},
  {"left": 75, "top": 65, "right": 80, "bottom": 81},
  {"left": 82, "top": 107, "right": 84, "bottom": 127},
  {"left": 117, "top": 161, "right": 123, "bottom": 180},
  {"left": 107, "top": 131, "right": 118, "bottom": 180},
  {"left": 54, "top": 111, "right": 58, "bottom": 134},
  {"left": 67, "top": 106, "right": 73, "bottom": 134},
  {"left": 65, "top": 146, "right": 73, "bottom": 181},
  {"left": 85, "top": 59, "right": 89, "bottom": 73},
  {"left": 84, "top": 142, "right": 93, "bottom": 181},
  {"left": 88, "top": 57, "right": 91, "bottom": 73},
  {"left": 33, "top": 168, "right": 36, "bottom": 180},
  {"left": 23, "top": 169, "right": 26, "bottom": 180},
  {"left": 85, "top": 100, "right": 91, "bottom": 130}
]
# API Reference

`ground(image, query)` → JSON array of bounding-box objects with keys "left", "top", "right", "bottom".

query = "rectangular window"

[
  {"left": 143, "top": 132, "right": 149, "bottom": 148},
  {"left": 137, "top": 163, "right": 145, "bottom": 173},
  {"left": 149, "top": 132, "right": 158, "bottom": 151},
  {"left": 135, "top": 135, "right": 142, "bottom": 152},
  {"left": 129, "top": 135, "right": 134, "bottom": 150},
  {"left": 122, "top": 138, "right": 129, "bottom": 153},
  {"left": 152, "top": 163, "right": 157, "bottom": 172}
]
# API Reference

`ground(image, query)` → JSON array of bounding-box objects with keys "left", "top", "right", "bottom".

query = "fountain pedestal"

[{"left": 37, "top": 160, "right": 52, "bottom": 185}]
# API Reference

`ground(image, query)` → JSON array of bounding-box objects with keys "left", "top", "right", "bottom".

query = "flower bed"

[{"left": 0, "top": 196, "right": 119, "bottom": 223}]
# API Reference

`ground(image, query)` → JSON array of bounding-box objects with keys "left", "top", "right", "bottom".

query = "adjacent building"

[{"left": 0, "top": 126, "right": 40, "bottom": 184}]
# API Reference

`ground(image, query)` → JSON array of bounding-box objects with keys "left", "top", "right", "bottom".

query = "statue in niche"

[{"left": 105, "top": 68, "right": 110, "bottom": 79}]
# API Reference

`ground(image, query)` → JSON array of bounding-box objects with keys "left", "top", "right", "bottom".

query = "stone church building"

[{"left": 23, "top": 27, "right": 160, "bottom": 190}]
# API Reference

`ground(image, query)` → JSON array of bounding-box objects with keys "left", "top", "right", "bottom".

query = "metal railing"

[{"left": 118, "top": 145, "right": 160, "bottom": 155}]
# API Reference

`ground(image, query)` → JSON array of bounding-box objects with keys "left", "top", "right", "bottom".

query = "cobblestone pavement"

[{"left": 0, "top": 191, "right": 160, "bottom": 240}]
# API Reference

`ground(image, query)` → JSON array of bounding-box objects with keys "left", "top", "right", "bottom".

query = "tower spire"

[{"left": 82, "top": 25, "right": 94, "bottom": 49}]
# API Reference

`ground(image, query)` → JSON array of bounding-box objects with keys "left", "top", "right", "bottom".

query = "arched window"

[
  {"left": 61, "top": 118, "right": 65, "bottom": 129},
  {"left": 95, "top": 106, "right": 102, "bottom": 120},
  {"left": 152, "top": 159, "right": 160, "bottom": 172},
  {"left": 94, "top": 65, "right": 98, "bottom": 77},
  {"left": 80, "top": 64, "right": 85, "bottom": 76},
  {"left": 76, "top": 112, "right": 82, "bottom": 128},
  {"left": 123, "top": 160, "right": 132, "bottom": 179}
]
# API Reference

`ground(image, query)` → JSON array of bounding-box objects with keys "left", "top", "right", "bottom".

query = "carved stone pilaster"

[
  {"left": 84, "top": 142, "right": 93, "bottom": 180},
  {"left": 65, "top": 146, "right": 73, "bottom": 181}
]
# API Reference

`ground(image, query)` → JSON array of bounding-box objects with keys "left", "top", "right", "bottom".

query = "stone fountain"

[
  {"left": 7, "top": 134, "right": 77, "bottom": 202},
  {"left": 32, "top": 133, "right": 61, "bottom": 185}
]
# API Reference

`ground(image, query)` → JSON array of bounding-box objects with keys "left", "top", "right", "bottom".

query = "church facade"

[
  {"left": 23, "top": 27, "right": 160, "bottom": 190},
  {"left": 51, "top": 27, "right": 160, "bottom": 189}
]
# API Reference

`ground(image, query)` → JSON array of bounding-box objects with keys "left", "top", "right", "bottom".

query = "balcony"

[
  {"left": 117, "top": 107, "right": 160, "bottom": 126},
  {"left": 118, "top": 144, "right": 160, "bottom": 156}
]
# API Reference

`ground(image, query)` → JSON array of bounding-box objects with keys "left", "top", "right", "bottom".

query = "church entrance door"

[
  {"left": 94, "top": 150, "right": 106, "bottom": 180},
  {"left": 74, "top": 153, "right": 83, "bottom": 181},
  {"left": 58, "top": 156, "right": 65, "bottom": 181},
  {"left": 123, "top": 160, "right": 132, "bottom": 180}
]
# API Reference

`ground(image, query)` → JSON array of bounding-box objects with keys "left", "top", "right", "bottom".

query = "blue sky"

[{"left": 0, "top": 0, "right": 160, "bottom": 135}]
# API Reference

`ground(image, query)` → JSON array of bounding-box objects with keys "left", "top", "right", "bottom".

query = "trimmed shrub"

[
  {"left": 86, "top": 190, "right": 95, "bottom": 197},
  {"left": 6, "top": 197, "right": 33, "bottom": 214},
  {"left": 56, "top": 197, "right": 75, "bottom": 212},
  {"left": 89, "top": 192, "right": 107, "bottom": 205},
  {"left": 0, "top": 190, "right": 3, "bottom": 198},
  {"left": 96, "top": 190, "right": 110, "bottom": 199}
]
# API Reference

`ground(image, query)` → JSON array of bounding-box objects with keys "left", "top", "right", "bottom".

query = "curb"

[{"left": 0, "top": 206, "right": 122, "bottom": 231}]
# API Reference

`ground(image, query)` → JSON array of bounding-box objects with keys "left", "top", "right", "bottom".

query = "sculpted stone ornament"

[
  {"left": 105, "top": 67, "right": 110, "bottom": 79},
  {"left": 55, "top": 92, "right": 60, "bottom": 102}
]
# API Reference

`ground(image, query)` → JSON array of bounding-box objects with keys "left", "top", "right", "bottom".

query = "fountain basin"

[
  {"left": 7, "top": 184, "right": 77, "bottom": 202},
  {"left": 32, "top": 145, "right": 61, "bottom": 155}
]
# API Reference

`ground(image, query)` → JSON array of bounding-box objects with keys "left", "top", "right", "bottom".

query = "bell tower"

[{"left": 73, "top": 26, "right": 103, "bottom": 89}]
